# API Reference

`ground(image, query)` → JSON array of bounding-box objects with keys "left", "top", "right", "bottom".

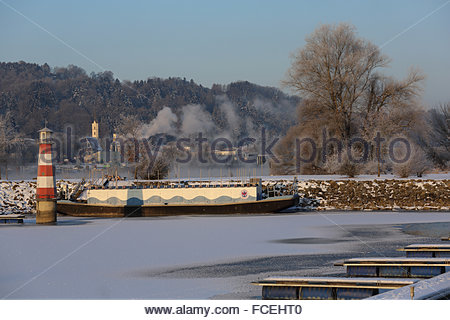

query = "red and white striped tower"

[{"left": 36, "top": 126, "right": 57, "bottom": 224}]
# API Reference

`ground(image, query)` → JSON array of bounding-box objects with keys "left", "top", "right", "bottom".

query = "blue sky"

[{"left": 1, "top": 0, "right": 449, "bottom": 105}]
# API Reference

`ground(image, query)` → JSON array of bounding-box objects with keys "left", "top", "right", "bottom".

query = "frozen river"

[{"left": 1, "top": 211, "right": 449, "bottom": 299}]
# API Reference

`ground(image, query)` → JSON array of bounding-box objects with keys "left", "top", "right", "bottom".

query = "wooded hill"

[{"left": 0, "top": 61, "right": 300, "bottom": 140}]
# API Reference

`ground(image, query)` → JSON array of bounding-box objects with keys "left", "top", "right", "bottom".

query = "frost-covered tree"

[
  {"left": 275, "top": 23, "right": 425, "bottom": 175},
  {"left": 392, "top": 143, "right": 432, "bottom": 178},
  {"left": 284, "top": 23, "right": 424, "bottom": 140},
  {"left": 424, "top": 103, "right": 449, "bottom": 168},
  {"left": 115, "top": 114, "right": 143, "bottom": 164},
  {"left": 0, "top": 112, "right": 24, "bottom": 179},
  {"left": 136, "top": 154, "right": 170, "bottom": 180}
]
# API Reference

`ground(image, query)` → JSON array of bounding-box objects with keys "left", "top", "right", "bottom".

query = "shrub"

[
  {"left": 339, "top": 159, "right": 360, "bottom": 178},
  {"left": 136, "top": 156, "right": 170, "bottom": 180},
  {"left": 392, "top": 145, "right": 431, "bottom": 178}
]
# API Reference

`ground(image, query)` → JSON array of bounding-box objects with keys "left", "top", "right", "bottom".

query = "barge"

[{"left": 57, "top": 179, "right": 299, "bottom": 217}]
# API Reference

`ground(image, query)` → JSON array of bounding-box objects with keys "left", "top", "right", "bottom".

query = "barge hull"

[{"left": 57, "top": 196, "right": 298, "bottom": 217}]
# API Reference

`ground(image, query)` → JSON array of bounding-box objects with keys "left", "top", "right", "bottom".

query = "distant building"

[
  {"left": 79, "top": 136, "right": 103, "bottom": 163},
  {"left": 77, "top": 121, "right": 125, "bottom": 165},
  {"left": 79, "top": 120, "right": 103, "bottom": 163},
  {"left": 110, "top": 133, "right": 120, "bottom": 153},
  {"left": 107, "top": 133, "right": 122, "bottom": 164},
  {"left": 92, "top": 120, "right": 99, "bottom": 139}
]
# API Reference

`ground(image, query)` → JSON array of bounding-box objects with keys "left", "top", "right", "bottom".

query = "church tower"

[{"left": 92, "top": 120, "right": 99, "bottom": 139}]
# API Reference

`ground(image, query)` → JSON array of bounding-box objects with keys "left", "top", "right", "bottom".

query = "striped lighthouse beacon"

[{"left": 36, "top": 125, "right": 57, "bottom": 224}]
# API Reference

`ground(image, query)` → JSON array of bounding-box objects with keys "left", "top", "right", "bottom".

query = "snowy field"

[{"left": 0, "top": 211, "right": 449, "bottom": 299}]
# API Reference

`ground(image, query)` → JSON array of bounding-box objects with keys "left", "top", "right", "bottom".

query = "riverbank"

[
  {"left": 0, "top": 180, "right": 78, "bottom": 214},
  {"left": 0, "top": 174, "right": 448, "bottom": 214},
  {"left": 296, "top": 179, "right": 449, "bottom": 211}
]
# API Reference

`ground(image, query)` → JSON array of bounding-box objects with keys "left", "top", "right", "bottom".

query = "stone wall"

[
  {"left": 297, "top": 180, "right": 450, "bottom": 211},
  {"left": 0, "top": 180, "right": 78, "bottom": 214}
]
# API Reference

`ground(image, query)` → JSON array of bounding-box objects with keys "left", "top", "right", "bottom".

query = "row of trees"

[{"left": 272, "top": 23, "right": 448, "bottom": 177}]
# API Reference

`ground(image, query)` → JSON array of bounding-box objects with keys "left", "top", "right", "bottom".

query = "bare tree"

[
  {"left": 116, "top": 114, "right": 143, "bottom": 164},
  {"left": 136, "top": 155, "right": 170, "bottom": 180},
  {"left": 284, "top": 23, "right": 424, "bottom": 140},
  {"left": 116, "top": 114, "right": 142, "bottom": 139},
  {"left": 275, "top": 23, "right": 425, "bottom": 175},
  {"left": 284, "top": 24, "right": 387, "bottom": 140},
  {"left": 392, "top": 143, "right": 432, "bottom": 178},
  {"left": 0, "top": 112, "right": 24, "bottom": 179},
  {"left": 422, "top": 103, "right": 449, "bottom": 169}
]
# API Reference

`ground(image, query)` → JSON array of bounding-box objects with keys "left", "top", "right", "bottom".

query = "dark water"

[{"left": 402, "top": 222, "right": 450, "bottom": 238}]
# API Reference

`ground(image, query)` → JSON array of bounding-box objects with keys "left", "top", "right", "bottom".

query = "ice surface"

[{"left": 1, "top": 211, "right": 449, "bottom": 299}]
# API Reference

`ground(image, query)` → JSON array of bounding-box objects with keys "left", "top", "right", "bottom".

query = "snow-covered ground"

[{"left": 0, "top": 211, "right": 449, "bottom": 299}]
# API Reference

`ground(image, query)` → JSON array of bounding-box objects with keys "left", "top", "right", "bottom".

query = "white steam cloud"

[
  {"left": 139, "top": 104, "right": 216, "bottom": 139},
  {"left": 138, "top": 95, "right": 292, "bottom": 141},
  {"left": 180, "top": 104, "right": 215, "bottom": 136},
  {"left": 216, "top": 95, "right": 240, "bottom": 136},
  {"left": 139, "top": 106, "right": 177, "bottom": 138}
]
